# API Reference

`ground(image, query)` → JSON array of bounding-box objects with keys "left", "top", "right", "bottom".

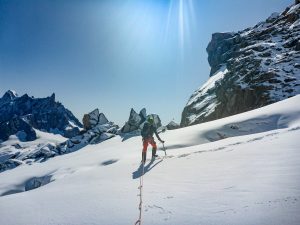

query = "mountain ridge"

[{"left": 0, "top": 90, "right": 82, "bottom": 141}]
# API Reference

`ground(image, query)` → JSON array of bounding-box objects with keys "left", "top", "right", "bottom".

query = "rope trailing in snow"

[
  {"left": 135, "top": 162, "right": 145, "bottom": 225},
  {"left": 134, "top": 142, "right": 166, "bottom": 224}
]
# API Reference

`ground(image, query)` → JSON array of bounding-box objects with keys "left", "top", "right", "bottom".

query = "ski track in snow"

[{"left": 175, "top": 126, "right": 298, "bottom": 159}]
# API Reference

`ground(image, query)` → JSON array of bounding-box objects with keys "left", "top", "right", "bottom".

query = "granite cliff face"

[
  {"left": 0, "top": 90, "right": 82, "bottom": 141},
  {"left": 181, "top": 2, "right": 300, "bottom": 126}
]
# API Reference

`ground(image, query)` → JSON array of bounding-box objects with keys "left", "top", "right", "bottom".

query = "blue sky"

[{"left": 0, "top": 0, "right": 292, "bottom": 125}]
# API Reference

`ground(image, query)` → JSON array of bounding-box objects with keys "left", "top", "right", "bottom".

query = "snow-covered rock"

[
  {"left": 58, "top": 110, "right": 119, "bottom": 154},
  {"left": 90, "top": 132, "right": 115, "bottom": 144},
  {"left": 0, "top": 107, "right": 118, "bottom": 173},
  {"left": 166, "top": 121, "right": 180, "bottom": 130},
  {"left": 181, "top": 2, "right": 300, "bottom": 126},
  {"left": 0, "top": 130, "right": 67, "bottom": 172}
]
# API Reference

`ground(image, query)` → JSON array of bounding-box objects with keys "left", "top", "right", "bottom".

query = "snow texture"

[{"left": 0, "top": 95, "right": 300, "bottom": 225}]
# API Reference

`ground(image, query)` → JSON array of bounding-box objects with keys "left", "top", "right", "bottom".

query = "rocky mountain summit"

[
  {"left": 181, "top": 2, "right": 300, "bottom": 126},
  {"left": 121, "top": 108, "right": 162, "bottom": 133},
  {"left": 0, "top": 90, "right": 82, "bottom": 141}
]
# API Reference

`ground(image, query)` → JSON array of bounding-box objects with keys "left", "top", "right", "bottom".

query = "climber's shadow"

[{"left": 132, "top": 158, "right": 163, "bottom": 179}]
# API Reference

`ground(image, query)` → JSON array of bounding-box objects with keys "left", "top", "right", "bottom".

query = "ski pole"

[{"left": 162, "top": 142, "right": 166, "bottom": 156}]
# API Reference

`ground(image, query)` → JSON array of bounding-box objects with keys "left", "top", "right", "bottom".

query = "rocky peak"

[
  {"left": 139, "top": 108, "right": 147, "bottom": 121},
  {"left": 50, "top": 93, "right": 55, "bottom": 101},
  {"left": 0, "top": 91, "right": 82, "bottom": 141},
  {"left": 0, "top": 90, "right": 18, "bottom": 105},
  {"left": 82, "top": 109, "right": 109, "bottom": 130},
  {"left": 121, "top": 108, "right": 143, "bottom": 133},
  {"left": 121, "top": 108, "right": 161, "bottom": 133}
]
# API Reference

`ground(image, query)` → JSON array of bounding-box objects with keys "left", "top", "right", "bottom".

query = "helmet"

[{"left": 147, "top": 117, "right": 154, "bottom": 124}]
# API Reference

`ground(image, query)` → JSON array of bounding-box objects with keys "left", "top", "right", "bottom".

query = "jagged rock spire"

[{"left": 2, "top": 90, "right": 18, "bottom": 100}]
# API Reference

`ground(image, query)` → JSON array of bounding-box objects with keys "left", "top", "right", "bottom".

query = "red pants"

[{"left": 143, "top": 137, "right": 157, "bottom": 153}]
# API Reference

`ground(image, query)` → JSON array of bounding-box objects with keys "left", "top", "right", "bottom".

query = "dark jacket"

[{"left": 141, "top": 122, "right": 163, "bottom": 142}]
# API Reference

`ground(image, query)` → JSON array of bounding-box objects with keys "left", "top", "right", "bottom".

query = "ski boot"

[{"left": 151, "top": 148, "right": 158, "bottom": 160}]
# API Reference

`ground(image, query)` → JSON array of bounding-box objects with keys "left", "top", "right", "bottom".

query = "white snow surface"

[{"left": 1, "top": 96, "right": 300, "bottom": 225}]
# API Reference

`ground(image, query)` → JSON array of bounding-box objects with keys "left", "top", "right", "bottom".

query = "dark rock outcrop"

[
  {"left": 121, "top": 109, "right": 145, "bottom": 133},
  {"left": 206, "top": 32, "right": 236, "bottom": 75},
  {"left": 121, "top": 108, "right": 162, "bottom": 133},
  {"left": 121, "top": 108, "right": 143, "bottom": 133},
  {"left": 181, "top": 2, "right": 300, "bottom": 127},
  {"left": 0, "top": 90, "right": 82, "bottom": 141},
  {"left": 82, "top": 109, "right": 108, "bottom": 130},
  {"left": 0, "top": 118, "right": 36, "bottom": 142}
]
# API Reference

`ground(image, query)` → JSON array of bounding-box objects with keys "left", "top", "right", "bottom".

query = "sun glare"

[
  {"left": 164, "top": 0, "right": 195, "bottom": 58},
  {"left": 110, "top": 0, "right": 196, "bottom": 63}
]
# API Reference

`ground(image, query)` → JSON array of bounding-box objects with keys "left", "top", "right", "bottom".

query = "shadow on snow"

[{"left": 132, "top": 159, "right": 163, "bottom": 179}]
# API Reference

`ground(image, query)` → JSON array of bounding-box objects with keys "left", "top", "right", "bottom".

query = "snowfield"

[{"left": 0, "top": 95, "right": 300, "bottom": 225}]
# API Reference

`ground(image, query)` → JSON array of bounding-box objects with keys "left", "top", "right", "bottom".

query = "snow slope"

[{"left": 0, "top": 95, "right": 300, "bottom": 225}]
